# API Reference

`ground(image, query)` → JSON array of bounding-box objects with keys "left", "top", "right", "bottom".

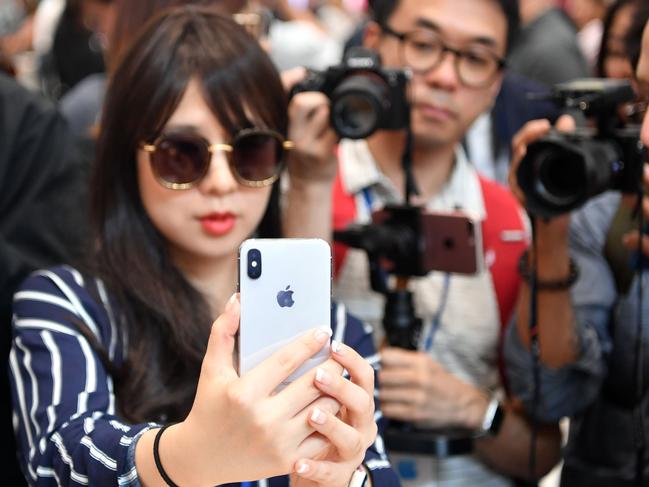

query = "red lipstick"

[{"left": 199, "top": 212, "right": 236, "bottom": 236}]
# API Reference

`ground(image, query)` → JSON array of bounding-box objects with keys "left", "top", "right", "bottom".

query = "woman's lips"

[{"left": 199, "top": 212, "right": 236, "bottom": 236}]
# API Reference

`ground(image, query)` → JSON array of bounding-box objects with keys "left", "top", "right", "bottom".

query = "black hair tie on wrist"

[
  {"left": 517, "top": 249, "right": 580, "bottom": 291},
  {"left": 153, "top": 423, "right": 180, "bottom": 487}
]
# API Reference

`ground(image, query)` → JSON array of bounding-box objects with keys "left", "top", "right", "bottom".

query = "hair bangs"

[{"left": 180, "top": 14, "right": 288, "bottom": 138}]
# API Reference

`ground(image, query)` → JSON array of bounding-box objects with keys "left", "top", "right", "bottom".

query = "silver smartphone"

[{"left": 237, "top": 238, "right": 332, "bottom": 385}]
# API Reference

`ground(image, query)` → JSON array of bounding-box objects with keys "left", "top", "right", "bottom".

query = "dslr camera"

[
  {"left": 517, "top": 78, "right": 645, "bottom": 218},
  {"left": 291, "top": 46, "right": 410, "bottom": 139}
]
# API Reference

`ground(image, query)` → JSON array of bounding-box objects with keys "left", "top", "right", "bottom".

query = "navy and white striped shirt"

[{"left": 10, "top": 266, "right": 400, "bottom": 486}]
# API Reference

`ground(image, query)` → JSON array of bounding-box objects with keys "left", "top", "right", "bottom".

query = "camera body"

[
  {"left": 291, "top": 47, "right": 410, "bottom": 139},
  {"left": 517, "top": 78, "right": 645, "bottom": 218}
]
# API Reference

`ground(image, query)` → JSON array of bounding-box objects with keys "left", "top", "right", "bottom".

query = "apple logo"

[{"left": 277, "top": 285, "right": 295, "bottom": 308}]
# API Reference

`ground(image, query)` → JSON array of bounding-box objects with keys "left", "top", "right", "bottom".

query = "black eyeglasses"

[
  {"left": 381, "top": 24, "right": 506, "bottom": 88},
  {"left": 141, "top": 128, "right": 294, "bottom": 190}
]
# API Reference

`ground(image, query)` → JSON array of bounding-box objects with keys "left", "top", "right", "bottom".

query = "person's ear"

[
  {"left": 488, "top": 71, "right": 505, "bottom": 100},
  {"left": 363, "top": 21, "right": 382, "bottom": 50}
]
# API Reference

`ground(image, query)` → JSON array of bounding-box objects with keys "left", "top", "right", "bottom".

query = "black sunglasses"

[{"left": 141, "top": 128, "right": 294, "bottom": 189}]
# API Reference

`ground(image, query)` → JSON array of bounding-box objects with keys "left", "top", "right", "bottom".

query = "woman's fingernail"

[
  {"left": 225, "top": 293, "right": 238, "bottom": 312},
  {"left": 296, "top": 462, "right": 309, "bottom": 474},
  {"left": 331, "top": 340, "right": 343, "bottom": 354},
  {"left": 310, "top": 407, "right": 327, "bottom": 424},
  {"left": 314, "top": 326, "right": 332, "bottom": 343},
  {"left": 315, "top": 367, "right": 331, "bottom": 385}
]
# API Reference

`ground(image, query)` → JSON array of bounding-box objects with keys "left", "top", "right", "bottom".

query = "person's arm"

[
  {"left": 474, "top": 401, "right": 562, "bottom": 479},
  {"left": 9, "top": 269, "right": 155, "bottom": 485},
  {"left": 505, "top": 302, "right": 611, "bottom": 422},
  {"left": 514, "top": 219, "right": 581, "bottom": 367},
  {"left": 282, "top": 83, "right": 337, "bottom": 242},
  {"left": 508, "top": 119, "right": 580, "bottom": 369},
  {"left": 12, "top": 284, "right": 340, "bottom": 487},
  {"left": 504, "top": 119, "right": 613, "bottom": 421},
  {"left": 284, "top": 178, "right": 335, "bottom": 242},
  {"left": 379, "top": 347, "right": 562, "bottom": 479},
  {"left": 135, "top": 296, "right": 363, "bottom": 487}
]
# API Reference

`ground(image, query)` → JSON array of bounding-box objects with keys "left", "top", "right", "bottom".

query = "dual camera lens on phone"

[{"left": 247, "top": 248, "right": 262, "bottom": 279}]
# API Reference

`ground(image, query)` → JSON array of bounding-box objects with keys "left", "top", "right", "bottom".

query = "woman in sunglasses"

[{"left": 8, "top": 6, "right": 398, "bottom": 487}]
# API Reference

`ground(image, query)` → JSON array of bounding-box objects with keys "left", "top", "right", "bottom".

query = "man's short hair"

[{"left": 368, "top": 0, "right": 520, "bottom": 53}]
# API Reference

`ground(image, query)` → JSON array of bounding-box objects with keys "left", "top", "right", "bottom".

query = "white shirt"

[{"left": 334, "top": 138, "right": 512, "bottom": 487}]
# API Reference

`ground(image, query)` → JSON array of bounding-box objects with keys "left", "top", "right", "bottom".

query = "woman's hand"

[
  {"left": 139, "top": 294, "right": 345, "bottom": 486},
  {"left": 291, "top": 340, "right": 378, "bottom": 487}
]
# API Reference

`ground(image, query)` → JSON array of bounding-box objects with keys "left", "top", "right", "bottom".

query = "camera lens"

[
  {"left": 247, "top": 248, "right": 262, "bottom": 279},
  {"left": 517, "top": 135, "right": 623, "bottom": 218},
  {"left": 534, "top": 150, "right": 586, "bottom": 207},
  {"left": 330, "top": 73, "right": 388, "bottom": 139},
  {"left": 332, "top": 93, "right": 378, "bottom": 139}
]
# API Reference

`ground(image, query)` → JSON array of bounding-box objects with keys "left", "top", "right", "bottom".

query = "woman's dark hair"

[
  {"left": 107, "top": 0, "right": 244, "bottom": 70},
  {"left": 368, "top": 0, "right": 520, "bottom": 53},
  {"left": 595, "top": 0, "right": 636, "bottom": 76},
  {"left": 48, "top": 0, "right": 106, "bottom": 97},
  {"left": 625, "top": 0, "right": 649, "bottom": 71},
  {"left": 90, "top": 5, "right": 286, "bottom": 422}
]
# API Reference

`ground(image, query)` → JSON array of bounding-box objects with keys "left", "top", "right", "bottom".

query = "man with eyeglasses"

[{"left": 329, "top": 0, "right": 563, "bottom": 485}]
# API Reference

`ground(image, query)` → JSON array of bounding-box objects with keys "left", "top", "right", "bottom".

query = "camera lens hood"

[
  {"left": 330, "top": 73, "right": 389, "bottom": 139},
  {"left": 517, "top": 134, "right": 621, "bottom": 218}
]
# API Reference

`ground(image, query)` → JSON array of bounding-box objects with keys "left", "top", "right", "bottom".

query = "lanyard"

[
  {"left": 361, "top": 187, "right": 374, "bottom": 216},
  {"left": 361, "top": 186, "right": 452, "bottom": 352},
  {"left": 421, "top": 272, "right": 451, "bottom": 352}
]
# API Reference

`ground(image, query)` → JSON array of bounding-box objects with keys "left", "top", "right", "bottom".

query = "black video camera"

[
  {"left": 335, "top": 206, "right": 481, "bottom": 349},
  {"left": 290, "top": 47, "right": 410, "bottom": 139},
  {"left": 335, "top": 206, "right": 481, "bottom": 279},
  {"left": 517, "top": 78, "right": 645, "bottom": 218}
]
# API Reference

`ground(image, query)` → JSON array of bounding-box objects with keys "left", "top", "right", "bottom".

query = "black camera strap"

[
  {"left": 421, "top": 273, "right": 451, "bottom": 352},
  {"left": 401, "top": 111, "right": 419, "bottom": 204},
  {"left": 633, "top": 190, "right": 646, "bottom": 487},
  {"left": 527, "top": 215, "right": 541, "bottom": 487}
]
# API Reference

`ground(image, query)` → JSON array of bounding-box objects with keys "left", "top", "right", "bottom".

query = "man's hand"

[
  {"left": 508, "top": 117, "right": 575, "bottom": 246},
  {"left": 378, "top": 347, "right": 489, "bottom": 429},
  {"left": 282, "top": 68, "right": 338, "bottom": 240},
  {"left": 287, "top": 91, "right": 338, "bottom": 186}
]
